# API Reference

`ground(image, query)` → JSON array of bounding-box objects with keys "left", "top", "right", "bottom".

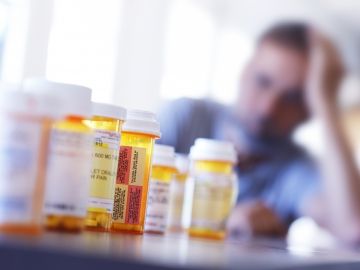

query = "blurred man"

[{"left": 158, "top": 22, "right": 360, "bottom": 244}]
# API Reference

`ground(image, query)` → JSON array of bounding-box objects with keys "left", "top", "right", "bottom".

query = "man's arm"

[
  {"left": 227, "top": 201, "right": 286, "bottom": 238},
  {"left": 303, "top": 31, "right": 360, "bottom": 244}
]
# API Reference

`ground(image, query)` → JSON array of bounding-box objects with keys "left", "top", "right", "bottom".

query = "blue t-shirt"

[{"left": 157, "top": 98, "right": 318, "bottom": 226}]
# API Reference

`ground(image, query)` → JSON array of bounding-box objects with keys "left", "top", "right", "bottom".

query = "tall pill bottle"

[
  {"left": 145, "top": 144, "right": 176, "bottom": 234},
  {"left": 188, "top": 138, "right": 238, "bottom": 240},
  {"left": 24, "top": 79, "right": 93, "bottom": 232},
  {"left": 111, "top": 110, "right": 160, "bottom": 234},
  {"left": 85, "top": 102, "right": 126, "bottom": 232},
  {"left": 0, "top": 84, "right": 55, "bottom": 235},
  {"left": 168, "top": 154, "right": 189, "bottom": 232}
]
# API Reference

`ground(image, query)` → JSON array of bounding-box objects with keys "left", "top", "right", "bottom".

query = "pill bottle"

[
  {"left": 24, "top": 79, "right": 93, "bottom": 232},
  {"left": 0, "top": 84, "right": 55, "bottom": 235},
  {"left": 85, "top": 102, "right": 126, "bottom": 232},
  {"left": 111, "top": 110, "right": 160, "bottom": 234},
  {"left": 168, "top": 154, "right": 189, "bottom": 232},
  {"left": 145, "top": 144, "right": 176, "bottom": 234},
  {"left": 188, "top": 138, "right": 238, "bottom": 240}
]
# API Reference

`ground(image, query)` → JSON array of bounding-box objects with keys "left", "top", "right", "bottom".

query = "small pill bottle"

[
  {"left": 188, "top": 138, "right": 238, "bottom": 240},
  {"left": 111, "top": 110, "right": 160, "bottom": 234},
  {"left": 168, "top": 154, "right": 189, "bottom": 232},
  {"left": 85, "top": 102, "right": 126, "bottom": 232},
  {"left": 0, "top": 84, "right": 55, "bottom": 235},
  {"left": 145, "top": 144, "right": 176, "bottom": 234},
  {"left": 24, "top": 79, "right": 93, "bottom": 232}
]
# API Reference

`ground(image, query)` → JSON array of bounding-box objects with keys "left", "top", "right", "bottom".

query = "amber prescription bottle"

[
  {"left": 111, "top": 110, "right": 160, "bottom": 234},
  {"left": 168, "top": 154, "right": 189, "bottom": 232},
  {"left": 145, "top": 144, "right": 176, "bottom": 234},
  {"left": 0, "top": 84, "right": 55, "bottom": 235},
  {"left": 85, "top": 102, "right": 126, "bottom": 232},
  {"left": 188, "top": 138, "right": 238, "bottom": 240},
  {"left": 25, "top": 79, "right": 93, "bottom": 232}
]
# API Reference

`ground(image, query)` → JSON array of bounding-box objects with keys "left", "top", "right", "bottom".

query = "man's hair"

[{"left": 259, "top": 22, "right": 310, "bottom": 54}]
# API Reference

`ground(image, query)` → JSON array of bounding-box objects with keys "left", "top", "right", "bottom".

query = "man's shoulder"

[
  {"left": 162, "top": 97, "right": 225, "bottom": 118},
  {"left": 158, "top": 98, "right": 225, "bottom": 153},
  {"left": 167, "top": 97, "right": 224, "bottom": 110}
]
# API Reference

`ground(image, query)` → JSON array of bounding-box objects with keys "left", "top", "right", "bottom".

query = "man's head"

[{"left": 237, "top": 22, "right": 310, "bottom": 144}]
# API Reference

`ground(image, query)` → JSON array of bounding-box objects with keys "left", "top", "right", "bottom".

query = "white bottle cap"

[
  {"left": 152, "top": 144, "right": 175, "bottom": 168},
  {"left": 92, "top": 102, "right": 127, "bottom": 120},
  {"left": 122, "top": 109, "right": 161, "bottom": 137},
  {"left": 23, "top": 78, "right": 92, "bottom": 118},
  {"left": 175, "top": 154, "right": 189, "bottom": 174},
  {"left": 190, "top": 138, "right": 237, "bottom": 163},
  {"left": 0, "top": 82, "right": 57, "bottom": 117}
]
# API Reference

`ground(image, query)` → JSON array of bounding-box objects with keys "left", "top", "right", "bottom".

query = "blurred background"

[{"left": 1, "top": 0, "right": 360, "bottom": 159}]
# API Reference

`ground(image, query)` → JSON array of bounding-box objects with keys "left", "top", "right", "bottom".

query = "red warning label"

[
  {"left": 117, "top": 146, "right": 131, "bottom": 185},
  {"left": 112, "top": 146, "right": 146, "bottom": 225},
  {"left": 126, "top": 186, "right": 143, "bottom": 224}
]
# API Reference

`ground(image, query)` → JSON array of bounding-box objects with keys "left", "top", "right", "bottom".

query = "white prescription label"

[
  {"left": 168, "top": 180, "right": 185, "bottom": 228},
  {"left": 88, "top": 129, "right": 120, "bottom": 213},
  {"left": 0, "top": 115, "right": 43, "bottom": 223},
  {"left": 93, "top": 129, "right": 120, "bottom": 151},
  {"left": 44, "top": 129, "right": 92, "bottom": 217},
  {"left": 145, "top": 180, "right": 170, "bottom": 233}
]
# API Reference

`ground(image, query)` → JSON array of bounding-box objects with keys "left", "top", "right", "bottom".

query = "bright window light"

[
  {"left": 161, "top": 1, "right": 255, "bottom": 104},
  {"left": 1, "top": 0, "right": 28, "bottom": 83},
  {"left": 161, "top": 0, "right": 216, "bottom": 99},
  {"left": 0, "top": 1, "right": 10, "bottom": 75},
  {"left": 211, "top": 29, "right": 253, "bottom": 104},
  {"left": 46, "top": 0, "right": 122, "bottom": 103}
]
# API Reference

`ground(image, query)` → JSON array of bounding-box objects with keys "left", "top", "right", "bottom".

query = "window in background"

[
  {"left": 161, "top": 0, "right": 216, "bottom": 99},
  {"left": 46, "top": 0, "right": 122, "bottom": 103},
  {"left": 160, "top": 0, "right": 254, "bottom": 104},
  {"left": 0, "top": 1, "right": 10, "bottom": 77},
  {"left": 210, "top": 28, "right": 253, "bottom": 104}
]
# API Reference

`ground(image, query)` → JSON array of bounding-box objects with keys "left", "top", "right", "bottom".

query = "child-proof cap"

[
  {"left": 152, "top": 144, "right": 176, "bottom": 168},
  {"left": 190, "top": 138, "right": 237, "bottom": 163},
  {"left": 175, "top": 154, "right": 189, "bottom": 174},
  {"left": 23, "top": 78, "right": 92, "bottom": 118},
  {"left": 92, "top": 102, "right": 127, "bottom": 120},
  {"left": 122, "top": 109, "right": 161, "bottom": 137},
  {"left": 0, "top": 82, "right": 57, "bottom": 117}
]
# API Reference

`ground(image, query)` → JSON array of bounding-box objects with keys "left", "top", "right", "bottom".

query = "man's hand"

[
  {"left": 301, "top": 29, "right": 360, "bottom": 245},
  {"left": 306, "top": 30, "right": 344, "bottom": 115},
  {"left": 226, "top": 201, "right": 286, "bottom": 239}
]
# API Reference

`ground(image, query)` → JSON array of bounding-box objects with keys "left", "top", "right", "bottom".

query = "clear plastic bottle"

[
  {"left": 85, "top": 102, "right": 126, "bottom": 232},
  {"left": 188, "top": 138, "right": 238, "bottom": 240},
  {"left": 25, "top": 79, "right": 93, "bottom": 232},
  {"left": 111, "top": 110, "right": 160, "bottom": 234},
  {"left": 145, "top": 144, "right": 176, "bottom": 234},
  {"left": 168, "top": 154, "right": 189, "bottom": 232},
  {"left": 0, "top": 83, "right": 55, "bottom": 235}
]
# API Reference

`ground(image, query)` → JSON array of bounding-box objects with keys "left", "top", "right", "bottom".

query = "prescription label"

[
  {"left": 88, "top": 130, "right": 120, "bottom": 213},
  {"left": 191, "top": 178, "right": 234, "bottom": 231},
  {"left": 44, "top": 129, "right": 92, "bottom": 217},
  {"left": 0, "top": 115, "right": 43, "bottom": 224},
  {"left": 168, "top": 180, "right": 185, "bottom": 228},
  {"left": 112, "top": 146, "right": 146, "bottom": 225},
  {"left": 145, "top": 180, "right": 170, "bottom": 232}
]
